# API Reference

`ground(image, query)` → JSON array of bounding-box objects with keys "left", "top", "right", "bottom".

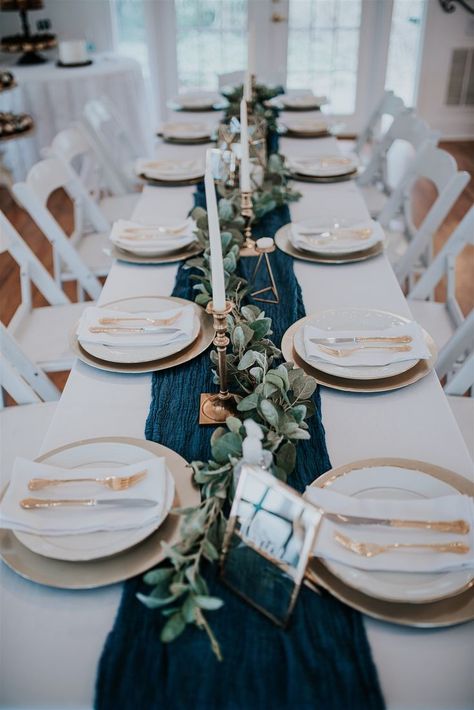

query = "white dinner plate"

[
  {"left": 78, "top": 296, "right": 200, "bottom": 364},
  {"left": 288, "top": 154, "right": 358, "bottom": 178},
  {"left": 173, "top": 92, "right": 222, "bottom": 109},
  {"left": 314, "top": 465, "right": 474, "bottom": 603},
  {"left": 294, "top": 308, "right": 420, "bottom": 380},
  {"left": 13, "top": 440, "right": 175, "bottom": 562},
  {"left": 283, "top": 118, "right": 329, "bottom": 134}
]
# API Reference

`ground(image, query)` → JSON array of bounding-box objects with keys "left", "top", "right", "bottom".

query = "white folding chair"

[
  {"left": 0, "top": 211, "right": 93, "bottom": 373},
  {"left": 408, "top": 206, "right": 474, "bottom": 352},
  {"left": 382, "top": 144, "right": 470, "bottom": 285},
  {"left": 0, "top": 324, "right": 59, "bottom": 481},
  {"left": 44, "top": 124, "right": 141, "bottom": 224},
  {"left": 82, "top": 97, "right": 142, "bottom": 196},
  {"left": 12, "top": 157, "right": 111, "bottom": 301},
  {"left": 435, "top": 315, "right": 474, "bottom": 461},
  {"left": 352, "top": 90, "right": 408, "bottom": 157},
  {"left": 357, "top": 112, "right": 440, "bottom": 217}
]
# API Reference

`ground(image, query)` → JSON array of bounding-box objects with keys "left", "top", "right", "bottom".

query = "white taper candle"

[
  {"left": 239, "top": 99, "right": 251, "bottom": 193},
  {"left": 204, "top": 150, "right": 226, "bottom": 312}
]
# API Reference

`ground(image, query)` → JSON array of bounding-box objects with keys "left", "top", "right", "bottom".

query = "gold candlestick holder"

[
  {"left": 199, "top": 300, "right": 238, "bottom": 425},
  {"left": 240, "top": 190, "right": 258, "bottom": 257}
]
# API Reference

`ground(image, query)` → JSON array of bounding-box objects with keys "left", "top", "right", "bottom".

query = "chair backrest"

[
  {"left": 12, "top": 158, "right": 105, "bottom": 300},
  {"left": 390, "top": 146, "right": 471, "bottom": 284},
  {"left": 0, "top": 212, "right": 69, "bottom": 331},
  {"left": 45, "top": 123, "right": 119, "bottom": 201},
  {"left": 82, "top": 97, "right": 140, "bottom": 194},
  {"left": 0, "top": 323, "right": 60, "bottom": 408},
  {"left": 355, "top": 90, "right": 407, "bottom": 154},
  {"left": 358, "top": 111, "right": 439, "bottom": 188},
  {"left": 436, "top": 310, "right": 474, "bottom": 395},
  {"left": 408, "top": 206, "right": 474, "bottom": 327}
]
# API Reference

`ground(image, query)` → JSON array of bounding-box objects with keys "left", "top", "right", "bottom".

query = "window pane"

[
  {"left": 114, "top": 0, "right": 149, "bottom": 78},
  {"left": 175, "top": 0, "right": 247, "bottom": 92},
  {"left": 286, "top": 0, "right": 362, "bottom": 114},
  {"left": 385, "top": 0, "right": 426, "bottom": 106}
]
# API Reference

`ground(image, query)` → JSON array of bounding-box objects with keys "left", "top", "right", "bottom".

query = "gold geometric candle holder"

[{"left": 250, "top": 238, "right": 279, "bottom": 304}]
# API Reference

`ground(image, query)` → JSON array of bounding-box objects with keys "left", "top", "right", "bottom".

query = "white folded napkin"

[
  {"left": 76, "top": 305, "right": 195, "bottom": 347},
  {"left": 135, "top": 158, "right": 204, "bottom": 180},
  {"left": 110, "top": 218, "right": 196, "bottom": 254},
  {"left": 287, "top": 154, "right": 358, "bottom": 177},
  {"left": 290, "top": 219, "right": 383, "bottom": 255},
  {"left": 303, "top": 321, "right": 431, "bottom": 367},
  {"left": 161, "top": 121, "right": 212, "bottom": 139},
  {"left": 0, "top": 457, "right": 174, "bottom": 536},
  {"left": 305, "top": 486, "right": 474, "bottom": 573},
  {"left": 175, "top": 92, "right": 221, "bottom": 108},
  {"left": 283, "top": 117, "right": 328, "bottom": 134}
]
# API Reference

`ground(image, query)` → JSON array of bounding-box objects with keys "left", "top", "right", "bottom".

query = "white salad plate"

[
  {"left": 288, "top": 154, "right": 358, "bottom": 178},
  {"left": 290, "top": 218, "right": 382, "bottom": 255}
]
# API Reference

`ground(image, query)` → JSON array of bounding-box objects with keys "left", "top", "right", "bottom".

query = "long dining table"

[{"left": 1, "top": 121, "right": 473, "bottom": 709}]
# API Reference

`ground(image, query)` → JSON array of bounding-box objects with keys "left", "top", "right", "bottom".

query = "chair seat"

[
  {"left": 408, "top": 300, "right": 456, "bottom": 352},
  {"left": 0, "top": 401, "right": 58, "bottom": 484},
  {"left": 100, "top": 193, "right": 141, "bottom": 223},
  {"left": 63, "top": 232, "right": 112, "bottom": 280},
  {"left": 358, "top": 184, "right": 387, "bottom": 217},
  {"left": 446, "top": 395, "right": 474, "bottom": 461},
  {"left": 9, "top": 301, "right": 92, "bottom": 371}
]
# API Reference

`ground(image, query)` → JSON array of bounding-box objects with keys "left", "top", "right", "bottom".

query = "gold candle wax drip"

[{"left": 199, "top": 301, "right": 238, "bottom": 425}]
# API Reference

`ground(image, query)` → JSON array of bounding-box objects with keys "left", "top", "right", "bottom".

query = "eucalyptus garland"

[
  {"left": 138, "top": 209, "right": 320, "bottom": 659},
  {"left": 221, "top": 81, "right": 283, "bottom": 135},
  {"left": 138, "top": 86, "right": 312, "bottom": 656}
]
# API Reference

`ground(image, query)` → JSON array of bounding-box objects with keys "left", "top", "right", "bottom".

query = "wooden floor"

[{"left": 1, "top": 140, "right": 473, "bottom": 395}]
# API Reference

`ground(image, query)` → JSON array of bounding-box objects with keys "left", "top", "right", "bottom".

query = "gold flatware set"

[
  {"left": 318, "top": 343, "right": 413, "bottom": 357},
  {"left": 27, "top": 470, "right": 147, "bottom": 491}
]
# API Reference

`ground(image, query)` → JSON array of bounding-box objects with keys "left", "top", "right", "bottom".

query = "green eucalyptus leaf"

[
  {"left": 237, "top": 350, "right": 257, "bottom": 370},
  {"left": 211, "top": 431, "right": 242, "bottom": 463},
  {"left": 259, "top": 399, "right": 280, "bottom": 427},
  {"left": 276, "top": 441, "right": 296, "bottom": 474},
  {"left": 237, "top": 392, "right": 260, "bottom": 411},
  {"left": 143, "top": 567, "right": 174, "bottom": 586},
  {"left": 225, "top": 416, "right": 242, "bottom": 434},
  {"left": 161, "top": 612, "right": 186, "bottom": 643},
  {"left": 182, "top": 594, "right": 197, "bottom": 623},
  {"left": 194, "top": 595, "right": 224, "bottom": 610},
  {"left": 248, "top": 318, "right": 271, "bottom": 340},
  {"left": 265, "top": 372, "right": 285, "bottom": 391},
  {"left": 293, "top": 375, "right": 317, "bottom": 400}
]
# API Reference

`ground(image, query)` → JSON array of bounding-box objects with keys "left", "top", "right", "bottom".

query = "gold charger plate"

[
  {"left": 70, "top": 296, "right": 213, "bottom": 374},
  {"left": 138, "top": 173, "right": 204, "bottom": 187},
  {"left": 111, "top": 242, "right": 203, "bottom": 265},
  {"left": 284, "top": 129, "right": 331, "bottom": 139},
  {"left": 306, "top": 458, "right": 474, "bottom": 627},
  {"left": 157, "top": 133, "right": 213, "bottom": 145},
  {"left": 281, "top": 315, "right": 437, "bottom": 393},
  {"left": 275, "top": 224, "right": 384, "bottom": 265},
  {"left": 289, "top": 168, "right": 358, "bottom": 183},
  {"left": 0, "top": 437, "right": 199, "bottom": 589}
]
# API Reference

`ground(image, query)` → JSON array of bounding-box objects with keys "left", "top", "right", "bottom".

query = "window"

[
  {"left": 286, "top": 0, "right": 362, "bottom": 115},
  {"left": 385, "top": 0, "right": 426, "bottom": 107},
  {"left": 175, "top": 0, "right": 247, "bottom": 91},
  {"left": 114, "top": 0, "right": 149, "bottom": 79}
]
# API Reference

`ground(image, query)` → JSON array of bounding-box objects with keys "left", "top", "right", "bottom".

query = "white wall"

[
  {"left": 416, "top": 0, "right": 474, "bottom": 139},
  {"left": 0, "top": 0, "right": 115, "bottom": 56}
]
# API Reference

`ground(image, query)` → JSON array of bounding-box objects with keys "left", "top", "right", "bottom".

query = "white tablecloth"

[
  {"left": 0, "top": 53, "right": 152, "bottom": 181},
  {"left": 1, "top": 133, "right": 473, "bottom": 710}
]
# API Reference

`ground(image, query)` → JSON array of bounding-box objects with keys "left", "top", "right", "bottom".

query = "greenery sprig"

[{"left": 221, "top": 82, "right": 283, "bottom": 134}]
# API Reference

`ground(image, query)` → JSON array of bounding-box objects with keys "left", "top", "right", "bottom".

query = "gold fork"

[
  {"left": 318, "top": 344, "right": 412, "bottom": 357},
  {"left": 27, "top": 470, "right": 147, "bottom": 492},
  {"left": 334, "top": 532, "right": 470, "bottom": 557},
  {"left": 98, "top": 312, "right": 181, "bottom": 326}
]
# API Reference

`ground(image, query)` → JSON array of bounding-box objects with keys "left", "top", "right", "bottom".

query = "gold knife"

[{"left": 322, "top": 512, "right": 469, "bottom": 535}]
